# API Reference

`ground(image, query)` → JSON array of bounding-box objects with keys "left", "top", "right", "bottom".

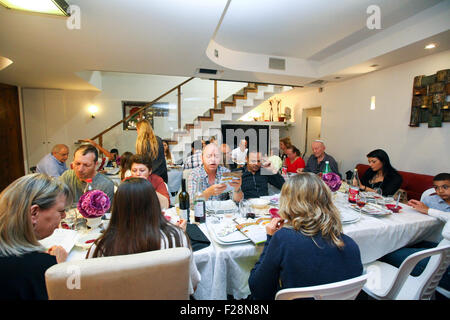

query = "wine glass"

[
  {"left": 355, "top": 193, "right": 367, "bottom": 214},
  {"left": 374, "top": 187, "right": 384, "bottom": 206}
]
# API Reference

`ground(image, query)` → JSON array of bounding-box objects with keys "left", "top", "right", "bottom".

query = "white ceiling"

[{"left": 0, "top": 0, "right": 449, "bottom": 90}]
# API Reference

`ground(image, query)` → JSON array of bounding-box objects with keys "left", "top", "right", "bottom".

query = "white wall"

[
  {"left": 22, "top": 73, "right": 247, "bottom": 164},
  {"left": 285, "top": 50, "right": 450, "bottom": 176}
]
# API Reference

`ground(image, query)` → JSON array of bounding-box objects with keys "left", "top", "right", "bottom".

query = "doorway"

[{"left": 301, "top": 107, "right": 322, "bottom": 160}]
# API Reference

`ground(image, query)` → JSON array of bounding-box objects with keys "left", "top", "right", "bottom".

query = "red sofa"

[{"left": 355, "top": 164, "right": 434, "bottom": 201}]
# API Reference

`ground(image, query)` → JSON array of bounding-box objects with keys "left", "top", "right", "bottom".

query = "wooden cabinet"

[{"left": 22, "top": 88, "right": 68, "bottom": 167}]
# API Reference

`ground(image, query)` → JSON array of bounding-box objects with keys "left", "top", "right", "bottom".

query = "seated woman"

[
  {"left": 359, "top": 149, "right": 402, "bottom": 196},
  {"left": 86, "top": 178, "right": 200, "bottom": 294},
  {"left": 248, "top": 173, "right": 363, "bottom": 300},
  {"left": 129, "top": 153, "right": 170, "bottom": 210},
  {"left": 0, "top": 174, "right": 72, "bottom": 300},
  {"left": 279, "top": 137, "right": 292, "bottom": 162},
  {"left": 284, "top": 146, "right": 305, "bottom": 174},
  {"left": 162, "top": 140, "right": 174, "bottom": 166},
  {"left": 119, "top": 151, "right": 133, "bottom": 181}
]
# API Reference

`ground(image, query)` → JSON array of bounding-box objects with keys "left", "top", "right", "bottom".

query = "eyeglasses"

[{"left": 434, "top": 185, "right": 449, "bottom": 191}]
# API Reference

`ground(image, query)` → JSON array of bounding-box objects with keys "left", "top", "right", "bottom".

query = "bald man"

[
  {"left": 36, "top": 144, "right": 69, "bottom": 177},
  {"left": 187, "top": 143, "right": 243, "bottom": 202},
  {"left": 304, "top": 140, "right": 340, "bottom": 177}
]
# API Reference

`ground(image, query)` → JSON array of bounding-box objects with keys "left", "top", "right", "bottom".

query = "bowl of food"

[
  {"left": 249, "top": 198, "right": 270, "bottom": 210},
  {"left": 385, "top": 204, "right": 402, "bottom": 213}
]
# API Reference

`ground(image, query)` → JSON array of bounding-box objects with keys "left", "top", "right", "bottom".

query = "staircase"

[{"left": 170, "top": 83, "right": 293, "bottom": 155}]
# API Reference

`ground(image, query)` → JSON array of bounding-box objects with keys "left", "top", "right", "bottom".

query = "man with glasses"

[
  {"left": 187, "top": 143, "right": 243, "bottom": 202},
  {"left": 60, "top": 144, "right": 114, "bottom": 205},
  {"left": 238, "top": 151, "right": 285, "bottom": 199},
  {"left": 36, "top": 144, "right": 69, "bottom": 177}
]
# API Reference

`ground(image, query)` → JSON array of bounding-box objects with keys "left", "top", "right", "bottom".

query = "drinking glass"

[
  {"left": 239, "top": 199, "right": 250, "bottom": 218},
  {"left": 355, "top": 193, "right": 367, "bottom": 214},
  {"left": 374, "top": 188, "right": 384, "bottom": 206}
]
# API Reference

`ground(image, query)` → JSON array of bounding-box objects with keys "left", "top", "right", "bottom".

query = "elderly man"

[
  {"left": 238, "top": 151, "right": 285, "bottom": 199},
  {"left": 232, "top": 139, "right": 248, "bottom": 167},
  {"left": 188, "top": 143, "right": 243, "bottom": 202},
  {"left": 36, "top": 144, "right": 69, "bottom": 177},
  {"left": 60, "top": 144, "right": 114, "bottom": 205},
  {"left": 304, "top": 140, "right": 340, "bottom": 176}
]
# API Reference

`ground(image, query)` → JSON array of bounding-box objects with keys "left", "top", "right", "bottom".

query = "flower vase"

[{"left": 86, "top": 216, "right": 103, "bottom": 229}]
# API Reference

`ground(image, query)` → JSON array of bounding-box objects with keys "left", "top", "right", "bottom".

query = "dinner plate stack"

[
  {"left": 205, "top": 200, "right": 238, "bottom": 215},
  {"left": 339, "top": 210, "right": 360, "bottom": 225}
]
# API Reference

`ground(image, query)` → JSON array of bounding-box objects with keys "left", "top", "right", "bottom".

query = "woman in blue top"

[{"left": 248, "top": 173, "right": 363, "bottom": 300}]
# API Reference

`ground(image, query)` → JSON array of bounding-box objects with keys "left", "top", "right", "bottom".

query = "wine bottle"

[
  {"left": 178, "top": 179, "right": 190, "bottom": 222},
  {"left": 348, "top": 168, "right": 360, "bottom": 203},
  {"left": 194, "top": 181, "right": 206, "bottom": 223}
]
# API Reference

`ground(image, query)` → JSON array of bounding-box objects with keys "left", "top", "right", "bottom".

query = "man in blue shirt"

[{"left": 36, "top": 144, "right": 69, "bottom": 177}]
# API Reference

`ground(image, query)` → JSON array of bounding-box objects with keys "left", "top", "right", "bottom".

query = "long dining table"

[{"left": 63, "top": 191, "right": 443, "bottom": 300}]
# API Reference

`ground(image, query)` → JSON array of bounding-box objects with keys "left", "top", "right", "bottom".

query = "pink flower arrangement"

[
  {"left": 77, "top": 190, "right": 111, "bottom": 218},
  {"left": 322, "top": 172, "right": 342, "bottom": 192}
]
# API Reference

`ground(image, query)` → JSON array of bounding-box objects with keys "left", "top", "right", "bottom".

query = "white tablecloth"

[{"left": 65, "top": 192, "right": 443, "bottom": 300}]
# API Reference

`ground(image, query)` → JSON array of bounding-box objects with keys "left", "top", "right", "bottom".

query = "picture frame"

[{"left": 122, "top": 101, "right": 169, "bottom": 130}]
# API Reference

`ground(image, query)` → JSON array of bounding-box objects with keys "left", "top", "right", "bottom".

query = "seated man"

[
  {"left": 231, "top": 139, "right": 248, "bottom": 168},
  {"left": 379, "top": 173, "right": 450, "bottom": 296},
  {"left": 36, "top": 144, "right": 69, "bottom": 177},
  {"left": 129, "top": 153, "right": 170, "bottom": 210},
  {"left": 183, "top": 140, "right": 203, "bottom": 170},
  {"left": 221, "top": 143, "right": 237, "bottom": 171},
  {"left": 187, "top": 143, "right": 243, "bottom": 202},
  {"left": 304, "top": 140, "right": 340, "bottom": 177},
  {"left": 238, "top": 151, "right": 285, "bottom": 199},
  {"left": 60, "top": 144, "right": 114, "bottom": 205}
]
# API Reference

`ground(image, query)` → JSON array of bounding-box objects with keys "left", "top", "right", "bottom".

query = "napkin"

[{"left": 186, "top": 224, "right": 211, "bottom": 252}]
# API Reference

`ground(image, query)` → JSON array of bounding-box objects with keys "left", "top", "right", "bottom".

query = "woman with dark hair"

[
  {"left": 119, "top": 151, "right": 133, "bottom": 181},
  {"left": 284, "top": 146, "right": 305, "bottom": 174},
  {"left": 86, "top": 178, "right": 200, "bottom": 294},
  {"left": 359, "top": 149, "right": 402, "bottom": 196}
]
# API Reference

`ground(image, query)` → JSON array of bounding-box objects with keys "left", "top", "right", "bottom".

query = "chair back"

[
  {"left": 45, "top": 247, "right": 191, "bottom": 300},
  {"left": 383, "top": 241, "right": 450, "bottom": 300},
  {"left": 275, "top": 274, "right": 368, "bottom": 300}
]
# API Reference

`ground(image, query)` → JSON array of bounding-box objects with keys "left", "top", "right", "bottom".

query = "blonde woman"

[
  {"left": 135, "top": 119, "right": 168, "bottom": 183},
  {"left": 248, "top": 173, "right": 362, "bottom": 300},
  {"left": 0, "top": 174, "right": 72, "bottom": 300}
]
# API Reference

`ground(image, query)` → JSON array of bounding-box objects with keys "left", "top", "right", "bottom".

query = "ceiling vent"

[
  {"left": 197, "top": 68, "right": 218, "bottom": 75},
  {"left": 269, "top": 57, "right": 286, "bottom": 70},
  {"left": 307, "top": 79, "right": 328, "bottom": 86}
]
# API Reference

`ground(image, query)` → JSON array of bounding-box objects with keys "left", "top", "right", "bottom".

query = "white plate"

[
  {"left": 75, "top": 232, "right": 102, "bottom": 250},
  {"left": 348, "top": 203, "right": 391, "bottom": 216},
  {"left": 207, "top": 222, "right": 250, "bottom": 245},
  {"left": 339, "top": 211, "right": 360, "bottom": 224}
]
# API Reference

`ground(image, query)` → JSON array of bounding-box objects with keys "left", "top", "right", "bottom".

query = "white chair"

[
  {"left": 363, "top": 243, "right": 450, "bottom": 300},
  {"left": 45, "top": 247, "right": 191, "bottom": 300},
  {"left": 275, "top": 274, "right": 368, "bottom": 300}
]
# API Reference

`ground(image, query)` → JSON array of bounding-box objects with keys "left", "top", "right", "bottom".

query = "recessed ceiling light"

[
  {"left": 335, "top": 77, "right": 341, "bottom": 80},
  {"left": 425, "top": 43, "right": 436, "bottom": 50},
  {"left": 0, "top": 0, "right": 69, "bottom": 16},
  {"left": 370, "top": 64, "right": 379, "bottom": 68}
]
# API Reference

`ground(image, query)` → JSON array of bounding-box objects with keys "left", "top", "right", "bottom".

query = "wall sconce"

[
  {"left": 88, "top": 105, "right": 98, "bottom": 118},
  {"left": 370, "top": 96, "right": 376, "bottom": 110}
]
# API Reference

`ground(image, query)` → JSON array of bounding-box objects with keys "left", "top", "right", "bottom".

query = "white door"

[
  {"left": 304, "top": 116, "right": 321, "bottom": 159},
  {"left": 22, "top": 89, "right": 48, "bottom": 167}
]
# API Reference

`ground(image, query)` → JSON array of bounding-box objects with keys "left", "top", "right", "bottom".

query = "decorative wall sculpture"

[{"left": 409, "top": 69, "right": 450, "bottom": 128}]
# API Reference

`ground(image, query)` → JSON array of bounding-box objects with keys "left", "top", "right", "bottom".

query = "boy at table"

[{"left": 379, "top": 173, "right": 450, "bottom": 298}]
